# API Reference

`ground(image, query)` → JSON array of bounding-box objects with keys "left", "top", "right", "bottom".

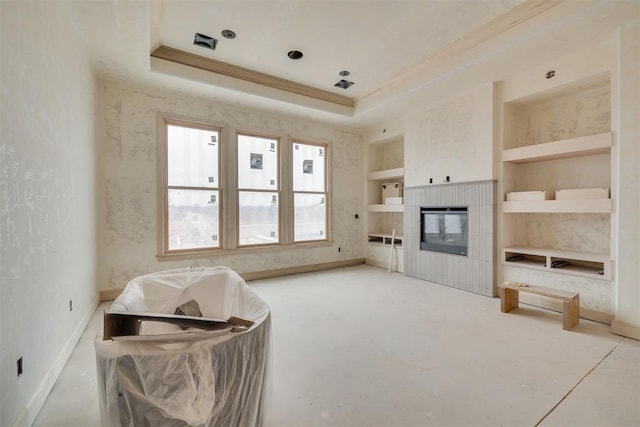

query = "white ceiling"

[
  {"left": 71, "top": 0, "right": 639, "bottom": 130},
  {"left": 159, "top": 0, "right": 524, "bottom": 98}
]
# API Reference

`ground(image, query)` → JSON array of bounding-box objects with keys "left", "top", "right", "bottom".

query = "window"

[
  {"left": 163, "top": 120, "right": 221, "bottom": 253},
  {"left": 292, "top": 141, "right": 328, "bottom": 242},
  {"left": 159, "top": 114, "right": 330, "bottom": 256},
  {"left": 237, "top": 133, "right": 280, "bottom": 246}
]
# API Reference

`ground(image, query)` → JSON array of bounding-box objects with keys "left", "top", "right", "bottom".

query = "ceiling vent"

[
  {"left": 334, "top": 79, "right": 355, "bottom": 90},
  {"left": 193, "top": 33, "right": 218, "bottom": 50}
]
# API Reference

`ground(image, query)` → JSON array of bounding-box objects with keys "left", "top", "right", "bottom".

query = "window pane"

[
  {"left": 294, "top": 193, "right": 327, "bottom": 242},
  {"left": 293, "top": 143, "right": 325, "bottom": 192},
  {"left": 168, "top": 189, "right": 220, "bottom": 250},
  {"left": 238, "top": 134, "right": 278, "bottom": 190},
  {"left": 167, "top": 124, "right": 219, "bottom": 188},
  {"left": 238, "top": 191, "right": 279, "bottom": 245}
]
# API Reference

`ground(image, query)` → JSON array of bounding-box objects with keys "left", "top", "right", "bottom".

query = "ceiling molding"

[
  {"left": 151, "top": 45, "right": 354, "bottom": 108},
  {"left": 354, "top": 0, "right": 570, "bottom": 110}
]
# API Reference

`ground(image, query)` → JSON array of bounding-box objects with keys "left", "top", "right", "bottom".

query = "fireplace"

[
  {"left": 405, "top": 181, "right": 495, "bottom": 297},
  {"left": 420, "top": 207, "right": 468, "bottom": 256}
]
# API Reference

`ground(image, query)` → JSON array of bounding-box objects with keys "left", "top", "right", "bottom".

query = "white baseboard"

[{"left": 12, "top": 293, "right": 100, "bottom": 427}]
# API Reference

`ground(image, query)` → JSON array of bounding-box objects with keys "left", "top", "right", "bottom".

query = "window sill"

[{"left": 156, "top": 240, "right": 333, "bottom": 261}]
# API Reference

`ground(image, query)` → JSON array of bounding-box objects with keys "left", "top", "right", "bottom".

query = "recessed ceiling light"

[
  {"left": 221, "top": 29, "right": 236, "bottom": 39},
  {"left": 287, "top": 50, "right": 304, "bottom": 60},
  {"left": 339, "top": 70, "right": 350, "bottom": 77},
  {"left": 334, "top": 79, "right": 355, "bottom": 89},
  {"left": 193, "top": 32, "right": 217, "bottom": 50}
]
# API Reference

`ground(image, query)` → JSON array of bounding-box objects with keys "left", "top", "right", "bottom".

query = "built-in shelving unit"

[
  {"left": 367, "top": 167, "right": 404, "bottom": 181},
  {"left": 502, "top": 198, "right": 611, "bottom": 213},
  {"left": 502, "top": 132, "right": 612, "bottom": 163},
  {"left": 368, "top": 232, "right": 403, "bottom": 247},
  {"left": 367, "top": 167, "right": 404, "bottom": 212},
  {"left": 365, "top": 136, "right": 404, "bottom": 272},
  {"left": 500, "top": 74, "right": 613, "bottom": 299},
  {"left": 503, "top": 247, "right": 610, "bottom": 280},
  {"left": 367, "top": 203, "right": 404, "bottom": 213}
]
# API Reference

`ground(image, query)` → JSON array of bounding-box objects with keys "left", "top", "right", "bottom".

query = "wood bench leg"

[
  {"left": 501, "top": 288, "right": 519, "bottom": 313},
  {"left": 563, "top": 295, "right": 579, "bottom": 330}
]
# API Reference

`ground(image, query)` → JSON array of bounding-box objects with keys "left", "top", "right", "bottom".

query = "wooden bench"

[{"left": 499, "top": 282, "right": 580, "bottom": 330}]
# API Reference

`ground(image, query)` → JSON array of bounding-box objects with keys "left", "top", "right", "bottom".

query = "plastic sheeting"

[{"left": 95, "top": 266, "right": 271, "bottom": 427}]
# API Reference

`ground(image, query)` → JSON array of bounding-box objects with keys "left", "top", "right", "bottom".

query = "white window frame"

[
  {"left": 157, "top": 113, "right": 332, "bottom": 259},
  {"left": 236, "top": 131, "right": 282, "bottom": 248},
  {"left": 291, "top": 139, "right": 330, "bottom": 244},
  {"left": 157, "top": 115, "right": 224, "bottom": 256}
]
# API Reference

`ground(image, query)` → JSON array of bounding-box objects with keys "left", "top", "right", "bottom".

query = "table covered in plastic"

[{"left": 95, "top": 266, "right": 271, "bottom": 426}]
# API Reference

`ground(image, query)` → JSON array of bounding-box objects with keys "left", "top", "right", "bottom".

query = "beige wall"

[
  {"left": 404, "top": 84, "right": 495, "bottom": 187},
  {"left": 97, "top": 81, "right": 365, "bottom": 291},
  {"left": 612, "top": 20, "right": 640, "bottom": 338},
  {"left": 0, "top": 2, "right": 98, "bottom": 425}
]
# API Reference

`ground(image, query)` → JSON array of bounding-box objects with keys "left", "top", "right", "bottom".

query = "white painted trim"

[
  {"left": 611, "top": 320, "right": 640, "bottom": 341},
  {"left": 12, "top": 293, "right": 100, "bottom": 427}
]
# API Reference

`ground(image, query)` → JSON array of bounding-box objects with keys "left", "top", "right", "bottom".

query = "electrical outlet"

[{"left": 17, "top": 357, "right": 23, "bottom": 377}]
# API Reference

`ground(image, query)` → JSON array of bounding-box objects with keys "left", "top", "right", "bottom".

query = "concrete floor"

[{"left": 34, "top": 265, "right": 639, "bottom": 426}]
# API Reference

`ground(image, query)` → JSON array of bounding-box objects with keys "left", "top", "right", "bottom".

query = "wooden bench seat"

[{"left": 499, "top": 282, "right": 580, "bottom": 330}]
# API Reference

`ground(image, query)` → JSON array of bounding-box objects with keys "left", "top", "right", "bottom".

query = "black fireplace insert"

[{"left": 420, "top": 207, "right": 468, "bottom": 256}]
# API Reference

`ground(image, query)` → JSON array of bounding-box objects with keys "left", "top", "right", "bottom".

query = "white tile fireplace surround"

[{"left": 404, "top": 181, "right": 496, "bottom": 297}]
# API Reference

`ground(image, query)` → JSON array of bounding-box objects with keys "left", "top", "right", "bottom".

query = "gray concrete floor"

[{"left": 34, "top": 265, "right": 639, "bottom": 426}]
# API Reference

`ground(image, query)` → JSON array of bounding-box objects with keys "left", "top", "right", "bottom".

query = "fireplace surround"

[{"left": 405, "top": 181, "right": 496, "bottom": 297}]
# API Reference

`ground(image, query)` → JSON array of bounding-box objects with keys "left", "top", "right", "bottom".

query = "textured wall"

[
  {"left": 613, "top": 19, "right": 640, "bottom": 332},
  {"left": 98, "top": 81, "right": 364, "bottom": 290},
  {"left": 0, "top": 2, "right": 97, "bottom": 425},
  {"left": 512, "top": 83, "right": 611, "bottom": 147},
  {"left": 404, "top": 84, "right": 494, "bottom": 187}
]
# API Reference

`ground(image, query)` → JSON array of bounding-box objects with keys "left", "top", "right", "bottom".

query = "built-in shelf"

[
  {"left": 502, "top": 132, "right": 612, "bottom": 164},
  {"left": 502, "top": 198, "right": 611, "bottom": 213},
  {"left": 503, "top": 247, "right": 610, "bottom": 280},
  {"left": 368, "top": 204, "right": 404, "bottom": 212},
  {"left": 366, "top": 137, "right": 404, "bottom": 273},
  {"left": 368, "top": 232, "right": 403, "bottom": 247},
  {"left": 367, "top": 167, "right": 404, "bottom": 181}
]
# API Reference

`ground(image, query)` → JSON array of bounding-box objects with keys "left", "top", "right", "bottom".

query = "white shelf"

[
  {"left": 368, "top": 204, "right": 404, "bottom": 213},
  {"left": 503, "top": 198, "right": 611, "bottom": 213},
  {"left": 503, "top": 247, "right": 610, "bottom": 280},
  {"left": 502, "top": 132, "right": 612, "bottom": 164},
  {"left": 368, "top": 232, "right": 404, "bottom": 240},
  {"left": 368, "top": 232, "right": 403, "bottom": 247},
  {"left": 367, "top": 167, "right": 404, "bottom": 181}
]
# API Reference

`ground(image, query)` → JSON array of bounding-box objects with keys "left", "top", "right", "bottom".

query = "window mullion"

[
  {"left": 281, "top": 134, "right": 293, "bottom": 245},
  {"left": 224, "top": 126, "right": 237, "bottom": 250}
]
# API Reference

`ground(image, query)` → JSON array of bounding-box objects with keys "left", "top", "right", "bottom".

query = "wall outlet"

[{"left": 17, "top": 357, "right": 23, "bottom": 377}]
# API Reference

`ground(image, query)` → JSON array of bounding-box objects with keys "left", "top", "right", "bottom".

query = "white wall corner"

[{"left": 12, "top": 294, "right": 100, "bottom": 427}]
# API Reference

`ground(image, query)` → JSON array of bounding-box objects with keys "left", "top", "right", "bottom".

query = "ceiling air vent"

[
  {"left": 193, "top": 33, "right": 218, "bottom": 50},
  {"left": 334, "top": 79, "right": 355, "bottom": 90}
]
